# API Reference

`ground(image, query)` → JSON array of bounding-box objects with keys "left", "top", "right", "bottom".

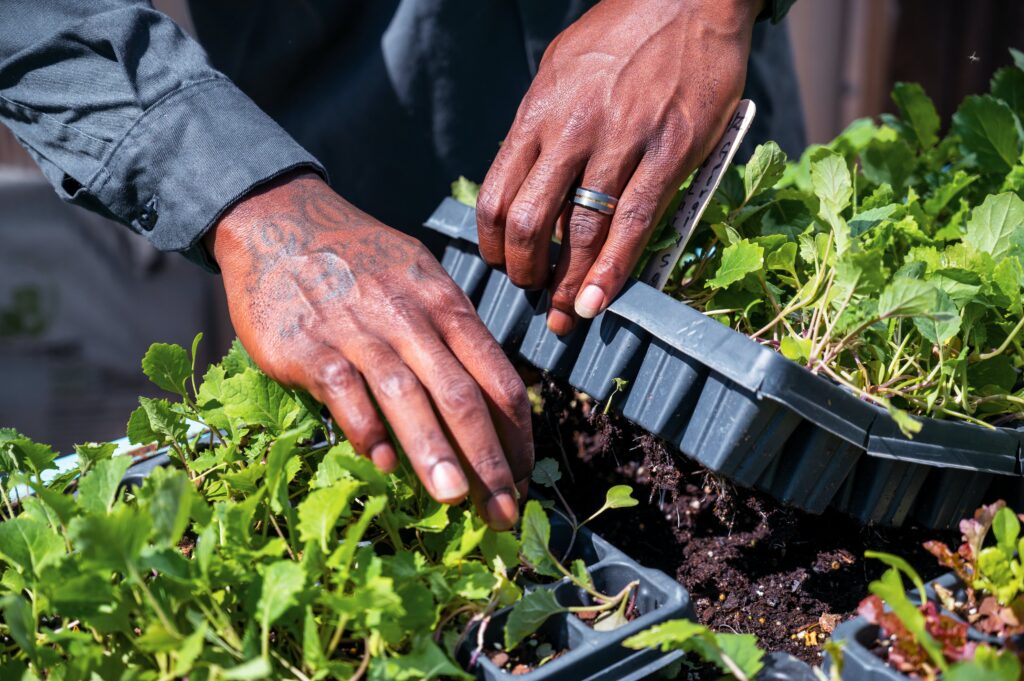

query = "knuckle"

[
  {"left": 568, "top": 210, "right": 607, "bottom": 250},
  {"left": 617, "top": 197, "right": 658, "bottom": 236},
  {"left": 475, "top": 190, "right": 502, "bottom": 231},
  {"left": 493, "top": 372, "right": 528, "bottom": 412},
  {"left": 505, "top": 203, "right": 545, "bottom": 250},
  {"left": 313, "top": 357, "right": 359, "bottom": 395},
  {"left": 376, "top": 366, "right": 418, "bottom": 400},
  {"left": 437, "top": 377, "right": 484, "bottom": 420}
]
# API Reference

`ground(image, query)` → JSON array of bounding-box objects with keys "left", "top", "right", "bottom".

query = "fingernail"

[
  {"left": 430, "top": 461, "right": 469, "bottom": 502},
  {"left": 575, "top": 285, "right": 605, "bottom": 319},
  {"left": 486, "top": 490, "right": 519, "bottom": 531},
  {"left": 547, "top": 309, "right": 575, "bottom": 336},
  {"left": 370, "top": 442, "right": 398, "bottom": 473}
]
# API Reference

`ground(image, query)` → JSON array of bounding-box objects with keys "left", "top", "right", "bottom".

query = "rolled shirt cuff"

[{"left": 84, "top": 77, "right": 326, "bottom": 270}]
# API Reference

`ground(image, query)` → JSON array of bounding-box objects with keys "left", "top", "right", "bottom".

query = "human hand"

[
  {"left": 477, "top": 0, "right": 761, "bottom": 334},
  {"left": 205, "top": 172, "right": 533, "bottom": 530}
]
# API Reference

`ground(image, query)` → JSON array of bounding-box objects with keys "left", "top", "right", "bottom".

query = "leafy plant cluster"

[
  {"left": 644, "top": 49, "right": 1024, "bottom": 431},
  {"left": 858, "top": 502, "right": 1024, "bottom": 680},
  {"left": 0, "top": 336, "right": 767, "bottom": 680}
]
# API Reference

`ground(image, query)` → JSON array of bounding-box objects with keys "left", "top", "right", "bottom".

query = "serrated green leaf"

[
  {"left": 810, "top": 149, "right": 852, "bottom": 213},
  {"left": 878, "top": 278, "right": 942, "bottom": 319},
  {"left": 141, "top": 342, "right": 191, "bottom": 397},
  {"left": 443, "top": 510, "right": 488, "bottom": 567},
  {"left": 222, "top": 368, "right": 300, "bottom": 433},
  {"left": 964, "top": 192, "right": 1024, "bottom": 261},
  {"left": 706, "top": 239, "right": 764, "bottom": 289},
  {"left": 992, "top": 66, "right": 1024, "bottom": 120},
  {"left": 73, "top": 442, "right": 116, "bottom": 472},
  {"left": 297, "top": 480, "right": 360, "bottom": 552},
  {"left": 892, "top": 82, "right": 940, "bottom": 148},
  {"left": 69, "top": 504, "right": 152, "bottom": 571},
  {"left": 137, "top": 466, "right": 206, "bottom": 547},
  {"left": 571, "top": 559, "right": 593, "bottom": 591},
  {"left": 519, "top": 501, "right": 560, "bottom": 578},
  {"left": 2, "top": 595, "right": 36, "bottom": 658},
  {"left": 504, "top": 588, "right": 564, "bottom": 650},
  {"left": 953, "top": 95, "right": 1021, "bottom": 174},
  {"left": 743, "top": 141, "right": 787, "bottom": 201},
  {"left": 258, "top": 560, "right": 305, "bottom": 633},
  {"left": 913, "top": 288, "right": 961, "bottom": 344},
  {"left": 530, "top": 458, "right": 561, "bottom": 488},
  {"left": 0, "top": 516, "right": 64, "bottom": 577},
  {"left": 367, "top": 635, "right": 473, "bottom": 681},
  {"left": 764, "top": 241, "right": 797, "bottom": 273},
  {"left": 76, "top": 456, "right": 132, "bottom": 514}
]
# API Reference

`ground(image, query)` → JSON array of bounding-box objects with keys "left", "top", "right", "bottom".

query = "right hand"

[{"left": 204, "top": 171, "right": 533, "bottom": 530}]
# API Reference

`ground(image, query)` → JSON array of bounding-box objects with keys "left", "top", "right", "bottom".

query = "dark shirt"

[{"left": 0, "top": 1, "right": 803, "bottom": 267}]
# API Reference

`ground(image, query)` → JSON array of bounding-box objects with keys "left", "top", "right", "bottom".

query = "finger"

[
  {"left": 353, "top": 340, "right": 470, "bottom": 505},
  {"left": 575, "top": 154, "right": 679, "bottom": 320},
  {"left": 503, "top": 152, "right": 583, "bottom": 289},
  {"left": 476, "top": 131, "right": 540, "bottom": 270},
  {"left": 305, "top": 346, "right": 398, "bottom": 473},
  {"left": 394, "top": 318, "right": 521, "bottom": 530},
  {"left": 433, "top": 296, "right": 535, "bottom": 504},
  {"left": 547, "top": 152, "right": 641, "bottom": 335}
]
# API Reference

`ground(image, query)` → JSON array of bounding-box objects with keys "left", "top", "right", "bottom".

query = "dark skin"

[
  {"left": 205, "top": 0, "right": 762, "bottom": 529},
  {"left": 477, "top": 0, "right": 762, "bottom": 334},
  {"left": 206, "top": 174, "right": 531, "bottom": 530}
]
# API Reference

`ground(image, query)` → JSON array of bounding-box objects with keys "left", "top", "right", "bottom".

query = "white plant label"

[{"left": 640, "top": 99, "right": 757, "bottom": 291}]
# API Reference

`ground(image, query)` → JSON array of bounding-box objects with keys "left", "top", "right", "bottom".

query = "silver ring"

[{"left": 572, "top": 187, "right": 618, "bottom": 216}]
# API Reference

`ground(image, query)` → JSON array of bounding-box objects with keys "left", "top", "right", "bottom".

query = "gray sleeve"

[{"left": 0, "top": 0, "right": 326, "bottom": 268}]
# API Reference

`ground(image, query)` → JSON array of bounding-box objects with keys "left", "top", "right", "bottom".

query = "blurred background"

[{"left": 1, "top": 0, "right": 1022, "bottom": 452}]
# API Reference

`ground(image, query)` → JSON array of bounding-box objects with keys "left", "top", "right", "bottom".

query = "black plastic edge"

[{"left": 423, "top": 197, "right": 1022, "bottom": 477}]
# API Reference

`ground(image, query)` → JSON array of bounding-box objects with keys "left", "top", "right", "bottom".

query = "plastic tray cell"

[
  {"left": 754, "top": 422, "right": 863, "bottom": 515},
  {"left": 621, "top": 339, "right": 707, "bottom": 443},
  {"left": 679, "top": 374, "right": 803, "bottom": 487},
  {"left": 569, "top": 312, "right": 648, "bottom": 403},
  {"left": 424, "top": 198, "right": 1024, "bottom": 529}
]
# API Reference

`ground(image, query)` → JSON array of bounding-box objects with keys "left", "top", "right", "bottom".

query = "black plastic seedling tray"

[
  {"left": 427, "top": 198, "right": 1024, "bottom": 529},
  {"left": 827, "top": 572, "right": 998, "bottom": 680},
  {"left": 455, "top": 512, "right": 694, "bottom": 680}
]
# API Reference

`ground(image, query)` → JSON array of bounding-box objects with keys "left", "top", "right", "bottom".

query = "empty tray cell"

[
  {"left": 569, "top": 312, "right": 647, "bottom": 402},
  {"left": 831, "top": 457, "right": 931, "bottom": 526},
  {"left": 621, "top": 339, "right": 706, "bottom": 441},
  {"left": 441, "top": 242, "right": 490, "bottom": 302},
  {"left": 519, "top": 293, "right": 589, "bottom": 376},
  {"left": 679, "top": 373, "right": 802, "bottom": 487},
  {"left": 754, "top": 422, "right": 863, "bottom": 514},
  {"left": 911, "top": 468, "right": 998, "bottom": 529},
  {"left": 477, "top": 270, "right": 535, "bottom": 350}
]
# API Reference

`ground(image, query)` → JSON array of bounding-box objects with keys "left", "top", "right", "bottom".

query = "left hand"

[{"left": 476, "top": 0, "right": 761, "bottom": 334}]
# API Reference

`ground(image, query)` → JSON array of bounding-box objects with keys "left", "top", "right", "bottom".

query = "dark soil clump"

[{"left": 531, "top": 375, "right": 956, "bottom": 666}]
